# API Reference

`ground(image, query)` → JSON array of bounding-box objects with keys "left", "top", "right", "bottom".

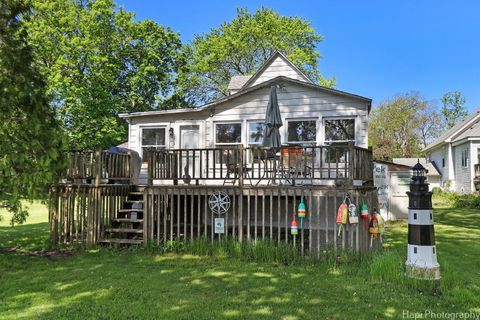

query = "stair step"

[
  {"left": 105, "top": 228, "right": 143, "bottom": 234},
  {"left": 125, "top": 200, "right": 144, "bottom": 204},
  {"left": 112, "top": 218, "right": 143, "bottom": 223},
  {"left": 100, "top": 239, "right": 143, "bottom": 245},
  {"left": 129, "top": 191, "right": 144, "bottom": 196},
  {"left": 119, "top": 209, "right": 143, "bottom": 213}
]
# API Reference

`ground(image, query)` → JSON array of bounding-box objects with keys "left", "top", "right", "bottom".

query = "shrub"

[
  {"left": 447, "top": 192, "right": 480, "bottom": 209},
  {"left": 431, "top": 187, "right": 443, "bottom": 195}
]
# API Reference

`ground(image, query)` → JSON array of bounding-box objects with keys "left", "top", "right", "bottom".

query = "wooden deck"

[{"left": 49, "top": 147, "right": 381, "bottom": 256}]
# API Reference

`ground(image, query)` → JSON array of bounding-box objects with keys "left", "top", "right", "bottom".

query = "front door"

[{"left": 180, "top": 125, "right": 200, "bottom": 179}]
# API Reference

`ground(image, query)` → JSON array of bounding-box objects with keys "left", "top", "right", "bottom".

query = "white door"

[{"left": 180, "top": 125, "right": 200, "bottom": 179}]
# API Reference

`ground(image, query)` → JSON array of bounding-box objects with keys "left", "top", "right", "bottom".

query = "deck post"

[
  {"left": 238, "top": 145, "right": 244, "bottom": 187},
  {"left": 147, "top": 148, "right": 153, "bottom": 186},
  {"left": 348, "top": 142, "right": 354, "bottom": 185}
]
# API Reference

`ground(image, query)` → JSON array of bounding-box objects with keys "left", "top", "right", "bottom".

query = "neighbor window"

[
  {"left": 461, "top": 149, "right": 469, "bottom": 167},
  {"left": 141, "top": 127, "right": 166, "bottom": 160},
  {"left": 324, "top": 119, "right": 355, "bottom": 143},
  {"left": 287, "top": 120, "right": 317, "bottom": 144}
]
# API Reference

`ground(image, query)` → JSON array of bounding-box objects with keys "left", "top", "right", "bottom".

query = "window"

[
  {"left": 287, "top": 120, "right": 317, "bottom": 144},
  {"left": 461, "top": 149, "right": 469, "bottom": 167},
  {"left": 215, "top": 123, "right": 242, "bottom": 145},
  {"left": 248, "top": 122, "right": 265, "bottom": 145},
  {"left": 324, "top": 119, "right": 355, "bottom": 143},
  {"left": 442, "top": 158, "right": 445, "bottom": 167},
  {"left": 215, "top": 123, "right": 242, "bottom": 165},
  {"left": 141, "top": 127, "right": 166, "bottom": 159}
]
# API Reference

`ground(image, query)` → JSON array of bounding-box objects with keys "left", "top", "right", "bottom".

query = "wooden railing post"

[
  {"left": 238, "top": 145, "right": 244, "bottom": 186},
  {"left": 147, "top": 148, "right": 153, "bottom": 186},
  {"left": 348, "top": 142, "right": 354, "bottom": 184}
]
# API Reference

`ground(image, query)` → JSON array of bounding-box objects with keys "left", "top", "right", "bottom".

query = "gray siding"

[{"left": 453, "top": 142, "right": 471, "bottom": 193}]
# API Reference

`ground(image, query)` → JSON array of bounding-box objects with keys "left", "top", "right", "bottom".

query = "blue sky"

[{"left": 117, "top": 0, "right": 480, "bottom": 111}]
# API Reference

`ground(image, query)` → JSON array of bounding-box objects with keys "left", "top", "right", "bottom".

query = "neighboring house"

[
  {"left": 423, "top": 111, "right": 480, "bottom": 193},
  {"left": 119, "top": 51, "right": 372, "bottom": 183},
  {"left": 392, "top": 158, "right": 441, "bottom": 189}
]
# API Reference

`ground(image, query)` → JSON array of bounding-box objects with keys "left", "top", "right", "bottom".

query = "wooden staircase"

[{"left": 100, "top": 187, "right": 145, "bottom": 245}]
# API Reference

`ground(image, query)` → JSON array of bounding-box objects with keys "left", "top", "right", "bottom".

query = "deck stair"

[{"left": 100, "top": 186, "right": 145, "bottom": 245}]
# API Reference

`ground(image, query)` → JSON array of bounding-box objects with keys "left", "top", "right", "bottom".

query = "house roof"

[
  {"left": 241, "top": 51, "right": 313, "bottom": 89},
  {"left": 392, "top": 158, "right": 441, "bottom": 176},
  {"left": 423, "top": 111, "right": 480, "bottom": 151},
  {"left": 119, "top": 75, "right": 372, "bottom": 119},
  {"left": 227, "top": 75, "right": 252, "bottom": 90},
  {"left": 452, "top": 117, "right": 480, "bottom": 142}
]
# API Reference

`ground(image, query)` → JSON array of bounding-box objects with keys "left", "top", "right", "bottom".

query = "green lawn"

[{"left": 1, "top": 204, "right": 479, "bottom": 319}]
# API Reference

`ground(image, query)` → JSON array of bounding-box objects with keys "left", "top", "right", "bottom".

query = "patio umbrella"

[{"left": 262, "top": 85, "right": 283, "bottom": 150}]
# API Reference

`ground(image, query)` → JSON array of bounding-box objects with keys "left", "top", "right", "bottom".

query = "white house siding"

[
  {"left": 249, "top": 56, "right": 309, "bottom": 87},
  {"left": 453, "top": 142, "right": 472, "bottom": 193},
  {"left": 206, "top": 82, "right": 369, "bottom": 148}
]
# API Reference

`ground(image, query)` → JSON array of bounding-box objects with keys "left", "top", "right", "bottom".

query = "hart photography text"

[{"left": 403, "top": 310, "right": 480, "bottom": 319}]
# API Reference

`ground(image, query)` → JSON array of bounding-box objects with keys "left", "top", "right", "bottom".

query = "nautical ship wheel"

[{"left": 208, "top": 191, "right": 230, "bottom": 215}]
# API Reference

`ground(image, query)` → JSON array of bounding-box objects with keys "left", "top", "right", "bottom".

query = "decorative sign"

[
  {"left": 209, "top": 191, "right": 231, "bottom": 215},
  {"left": 214, "top": 218, "right": 225, "bottom": 234},
  {"left": 373, "top": 163, "right": 389, "bottom": 221}
]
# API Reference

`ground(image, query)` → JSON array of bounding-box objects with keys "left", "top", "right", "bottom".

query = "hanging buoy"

[
  {"left": 369, "top": 214, "right": 379, "bottom": 247},
  {"left": 360, "top": 199, "right": 369, "bottom": 230},
  {"left": 374, "top": 209, "right": 385, "bottom": 235},
  {"left": 291, "top": 219, "right": 298, "bottom": 236},
  {"left": 298, "top": 200, "right": 306, "bottom": 219},
  {"left": 360, "top": 200, "right": 369, "bottom": 220},
  {"left": 348, "top": 203, "right": 358, "bottom": 224},
  {"left": 336, "top": 199, "right": 349, "bottom": 237}
]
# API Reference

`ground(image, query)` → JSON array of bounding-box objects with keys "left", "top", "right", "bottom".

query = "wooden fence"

[
  {"left": 147, "top": 144, "right": 373, "bottom": 186},
  {"left": 49, "top": 184, "right": 131, "bottom": 245},
  {"left": 143, "top": 185, "right": 380, "bottom": 255}
]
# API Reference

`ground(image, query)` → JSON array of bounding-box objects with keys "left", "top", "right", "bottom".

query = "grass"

[{"left": 1, "top": 205, "right": 479, "bottom": 319}]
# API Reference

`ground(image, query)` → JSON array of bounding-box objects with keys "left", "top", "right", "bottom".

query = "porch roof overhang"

[{"left": 118, "top": 76, "right": 372, "bottom": 119}]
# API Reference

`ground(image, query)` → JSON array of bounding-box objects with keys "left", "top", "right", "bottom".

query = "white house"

[
  {"left": 119, "top": 51, "right": 372, "bottom": 184},
  {"left": 423, "top": 111, "right": 480, "bottom": 193}
]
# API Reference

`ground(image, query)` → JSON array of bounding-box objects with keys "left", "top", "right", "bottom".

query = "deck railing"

[
  {"left": 65, "top": 149, "right": 132, "bottom": 184},
  {"left": 147, "top": 144, "right": 373, "bottom": 185}
]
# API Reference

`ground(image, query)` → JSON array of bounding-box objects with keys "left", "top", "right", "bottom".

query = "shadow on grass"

[{"left": 0, "top": 222, "right": 51, "bottom": 252}]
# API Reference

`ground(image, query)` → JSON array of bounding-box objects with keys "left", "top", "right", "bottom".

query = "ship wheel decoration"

[{"left": 209, "top": 191, "right": 231, "bottom": 215}]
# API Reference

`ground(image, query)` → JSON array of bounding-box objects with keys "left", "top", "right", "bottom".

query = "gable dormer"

[{"left": 227, "top": 51, "right": 312, "bottom": 95}]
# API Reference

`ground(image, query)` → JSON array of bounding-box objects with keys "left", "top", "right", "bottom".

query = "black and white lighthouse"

[{"left": 405, "top": 161, "right": 440, "bottom": 280}]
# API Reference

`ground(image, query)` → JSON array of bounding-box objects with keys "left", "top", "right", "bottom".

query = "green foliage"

[
  {"left": 441, "top": 91, "right": 467, "bottom": 129},
  {"left": 446, "top": 192, "right": 480, "bottom": 209},
  {"left": 369, "top": 92, "right": 437, "bottom": 160},
  {"left": 182, "top": 7, "right": 334, "bottom": 104},
  {"left": 0, "top": 1, "right": 67, "bottom": 224},
  {"left": 26, "top": 0, "right": 186, "bottom": 149}
]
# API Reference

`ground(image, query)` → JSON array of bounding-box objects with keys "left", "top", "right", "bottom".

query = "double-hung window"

[
  {"left": 324, "top": 119, "right": 355, "bottom": 143},
  {"left": 287, "top": 120, "right": 317, "bottom": 145},
  {"left": 461, "top": 149, "right": 469, "bottom": 167},
  {"left": 141, "top": 127, "right": 166, "bottom": 160},
  {"left": 215, "top": 123, "right": 242, "bottom": 164},
  {"left": 324, "top": 119, "right": 355, "bottom": 164}
]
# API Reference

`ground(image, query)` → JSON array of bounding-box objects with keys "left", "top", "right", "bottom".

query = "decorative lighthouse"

[{"left": 405, "top": 161, "right": 440, "bottom": 280}]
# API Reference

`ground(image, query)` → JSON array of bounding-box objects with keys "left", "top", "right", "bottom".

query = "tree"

[
  {"left": 369, "top": 93, "right": 434, "bottom": 161},
  {"left": 0, "top": 0, "right": 67, "bottom": 224},
  {"left": 417, "top": 104, "right": 443, "bottom": 150},
  {"left": 182, "top": 7, "right": 335, "bottom": 104},
  {"left": 26, "top": 0, "right": 186, "bottom": 149},
  {"left": 441, "top": 91, "right": 467, "bottom": 129}
]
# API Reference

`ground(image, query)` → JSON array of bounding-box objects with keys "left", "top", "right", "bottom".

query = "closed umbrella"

[{"left": 262, "top": 85, "right": 283, "bottom": 151}]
